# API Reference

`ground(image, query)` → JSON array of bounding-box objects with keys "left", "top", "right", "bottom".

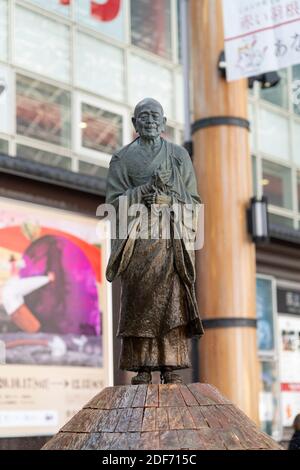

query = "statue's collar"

[{"left": 115, "top": 137, "right": 167, "bottom": 159}]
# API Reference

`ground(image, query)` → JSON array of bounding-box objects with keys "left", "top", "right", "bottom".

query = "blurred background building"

[{"left": 0, "top": 0, "right": 300, "bottom": 449}]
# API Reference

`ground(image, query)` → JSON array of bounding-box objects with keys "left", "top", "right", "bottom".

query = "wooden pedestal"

[{"left": 42, "top": 384, "right": 282, "bottom": 450}]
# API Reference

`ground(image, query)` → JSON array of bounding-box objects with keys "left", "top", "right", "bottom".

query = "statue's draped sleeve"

[
  {"left": 167, "top": 145, "right": 204, "bottom": 336},
  {"left": 105, "top": 146, "right": 148, "bottom": 282},
  {"left": 170, "top": 147, "right": 201, "bottom": 277}
]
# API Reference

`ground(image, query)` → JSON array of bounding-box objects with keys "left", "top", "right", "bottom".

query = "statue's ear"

[
  {"left": 162, "top": 116, "right": 167, "bottom": 132},
  {"left": 132, "top": 117, "right": 137, "bottom": 131}
]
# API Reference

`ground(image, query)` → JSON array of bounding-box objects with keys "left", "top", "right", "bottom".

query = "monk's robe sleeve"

[
  {"left": 170, "top": 147, "right": 201, "bottom": 286},
  {"left": 105, "top": 153, "right": 151, "bottom": 282},
  {"left": 170, "top": 147, "right": 204, "bottom": 337},
  {"left": 176, "top": 147, "right": 201, "bottom": 205},
  {"left": 106, "top": 154, "right": 151, "bottom": 206}
]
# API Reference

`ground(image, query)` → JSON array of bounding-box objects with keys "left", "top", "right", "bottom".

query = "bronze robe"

[{"left": 106, "top": 138, "right": 204, "bottom": 371}]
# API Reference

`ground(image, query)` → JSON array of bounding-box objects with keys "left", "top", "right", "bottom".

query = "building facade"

[
  {"left": 250, "top": 68, "right": 300, "bottom": 442},
  {"left": 0, "top": 0, "right": 184, "bottom": 174}
]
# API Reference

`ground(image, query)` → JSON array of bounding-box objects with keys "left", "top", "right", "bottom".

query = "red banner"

[
  {"left": 281, "top": 383, "right": 300, "bottom": 392},
  {"left": 58, "top": 0, "right": 121, "bottom": 22}
]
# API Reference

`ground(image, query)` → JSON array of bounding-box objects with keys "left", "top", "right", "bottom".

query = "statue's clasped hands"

[
  {"left": 142, "top": 193, "right": 172, "bottom": 207},
  {"left": 142, "top": 169, "right": 172, "bottom": 207},
  {"left": 154, "top": 169, "right": 172, "bottom": 188}
]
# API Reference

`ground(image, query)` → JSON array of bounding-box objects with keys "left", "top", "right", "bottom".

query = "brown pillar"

[{"left": 190, "top": 0, "right": 260, "bottom": 422}]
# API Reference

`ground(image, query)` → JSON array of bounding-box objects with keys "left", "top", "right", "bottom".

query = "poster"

[
  {"left": 256, "top": 277, "right": 275, "bottom": 354},
  {"left": 223, "top": 0, "right": 300, "bottom": 81},
  {"left": 0, "top": 197, "right": 112, "bottom": 437},
  {"left": 279, "top": 315, "right": 300, "bottom": 426}
]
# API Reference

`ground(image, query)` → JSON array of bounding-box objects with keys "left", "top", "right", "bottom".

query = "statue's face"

[{"left": 133, "top": 102, "right": 166, "bottom": 139}]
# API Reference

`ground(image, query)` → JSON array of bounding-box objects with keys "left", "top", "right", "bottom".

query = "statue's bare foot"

[{"left": 131, "top": 370, "right": 152, "bottom": 385}]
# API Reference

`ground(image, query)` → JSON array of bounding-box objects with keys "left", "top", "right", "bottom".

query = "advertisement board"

[
  {"left": 256, "top": 276, "right": 276, "bottom": 354},
  {"left": 279, "top": 315, "right": 300, "bottom": 427},
  {"left": 223, "top": 0, "right": 300, "bottom": 81},
  {"left": 0, "top": 197, "right": 112, "bottom": 437}
]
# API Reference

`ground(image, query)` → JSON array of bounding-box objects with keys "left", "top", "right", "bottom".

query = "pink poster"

[{"left": 0, "top": 197, "right": 112, "bottom": 437}]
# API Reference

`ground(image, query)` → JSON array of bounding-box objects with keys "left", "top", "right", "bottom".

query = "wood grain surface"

[{"left": 42, "top": 384, "right": 282, "bottom": 450}]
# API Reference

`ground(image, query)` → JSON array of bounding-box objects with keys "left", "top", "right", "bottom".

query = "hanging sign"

[{"left": 223, "top": 0, "right": 300, "bottom": 81}]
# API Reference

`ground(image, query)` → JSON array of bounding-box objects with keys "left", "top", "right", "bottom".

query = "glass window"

[
  {"left": 81, "top": 103, "right": 123, "bottom": 155},
  {"left": 130, "top": 0, "right": 172, "bottom": 60},
  {"left": 252, "top": 155, "right": 257, "bottom": 196},
  {"left": 15, "top": 6, "right": 70, "bottom": 82},
  {"left": 128, "top": 54, "right": 173, "bottom": 118},
  {"left": 177, "top": 0, "right": 182, "bottom": 63},
  {"left": 79, "top": 161, "right": 109, "bottom": 179},
  {"left": 248, "top": 103, "right": 255, "bottom": 152},
  {"left": 0, "top": 0, "right": 8, "bottom": 61},
  {"left": 268, "top": 213, "right": 294, "bottom": 228},
  {"left": 26, "top": 0, "right": 70, "bottom": 16},
  {"left": 16, "top": 74, "right": 71, "bottom": 148},
  {"left": 297, "top": 171, "right": 300, "bottom": 212},
  {"left": 262, "top": 160, "right": 292, "bottom": 210},
  {"left": 260, "top": 69, "right": 288, "bottom": 109},
  {"left": 258, "top": 109, "right": 290, "bottom": 161},
  {"left": 163, "top": 126, "right": 175, "bottom": 142},
  {"left": 293, "top": 121, "right": 300, "bottom": 167},
  {"left": 179, "top": 129, "right": 184, "bottom": 145},
  {"left": 0, "top": 139, "right": 8, "bottom": 154},
  {"left": 175, "top": 72, "right": 184, "bottom": 124},
  {"left": 0, "top": 64, "right": 12, "bottom": 135},
  {"left": 17, "top": 144, "right": 71, "bottom": 170},
  {"left": 75, "top": 0, "right": 125, "bottom": 42},
  {"left": 75, "top": 32, "right": 124, "bottom": 102},
  {"left": 292, "top": 65, "right": 300, "bottom": 116}
]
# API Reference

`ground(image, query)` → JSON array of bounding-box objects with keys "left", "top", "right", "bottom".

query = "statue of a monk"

[{"left": 105, "top": 98, "right": 204, "bottom": 385}]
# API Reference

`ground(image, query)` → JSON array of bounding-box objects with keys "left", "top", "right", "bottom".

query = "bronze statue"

[{"left": 105, "top": 98, "right": 203, "bottom": 385}]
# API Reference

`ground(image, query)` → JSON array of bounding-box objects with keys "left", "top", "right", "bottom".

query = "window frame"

[
  {"left": 15, "top": 72, "right": 72, "bottom": 149},
  {"left": 0, "top": 63, "right": 13, "bottom": 136},
  {"left": 74, "top": 92, "right": 131, "bottom": 167}
]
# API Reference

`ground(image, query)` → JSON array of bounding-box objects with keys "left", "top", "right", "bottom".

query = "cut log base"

[{"left": 42, "top": 383, "right": 282, "bottom": 450}]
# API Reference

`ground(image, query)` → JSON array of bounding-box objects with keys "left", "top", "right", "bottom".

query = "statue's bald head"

[
  {"left": 134, "top": 98, "right": 164, "bottom": 118},
  {"left": 132, "top": 98, "right": 166, "bottom": 141}
]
